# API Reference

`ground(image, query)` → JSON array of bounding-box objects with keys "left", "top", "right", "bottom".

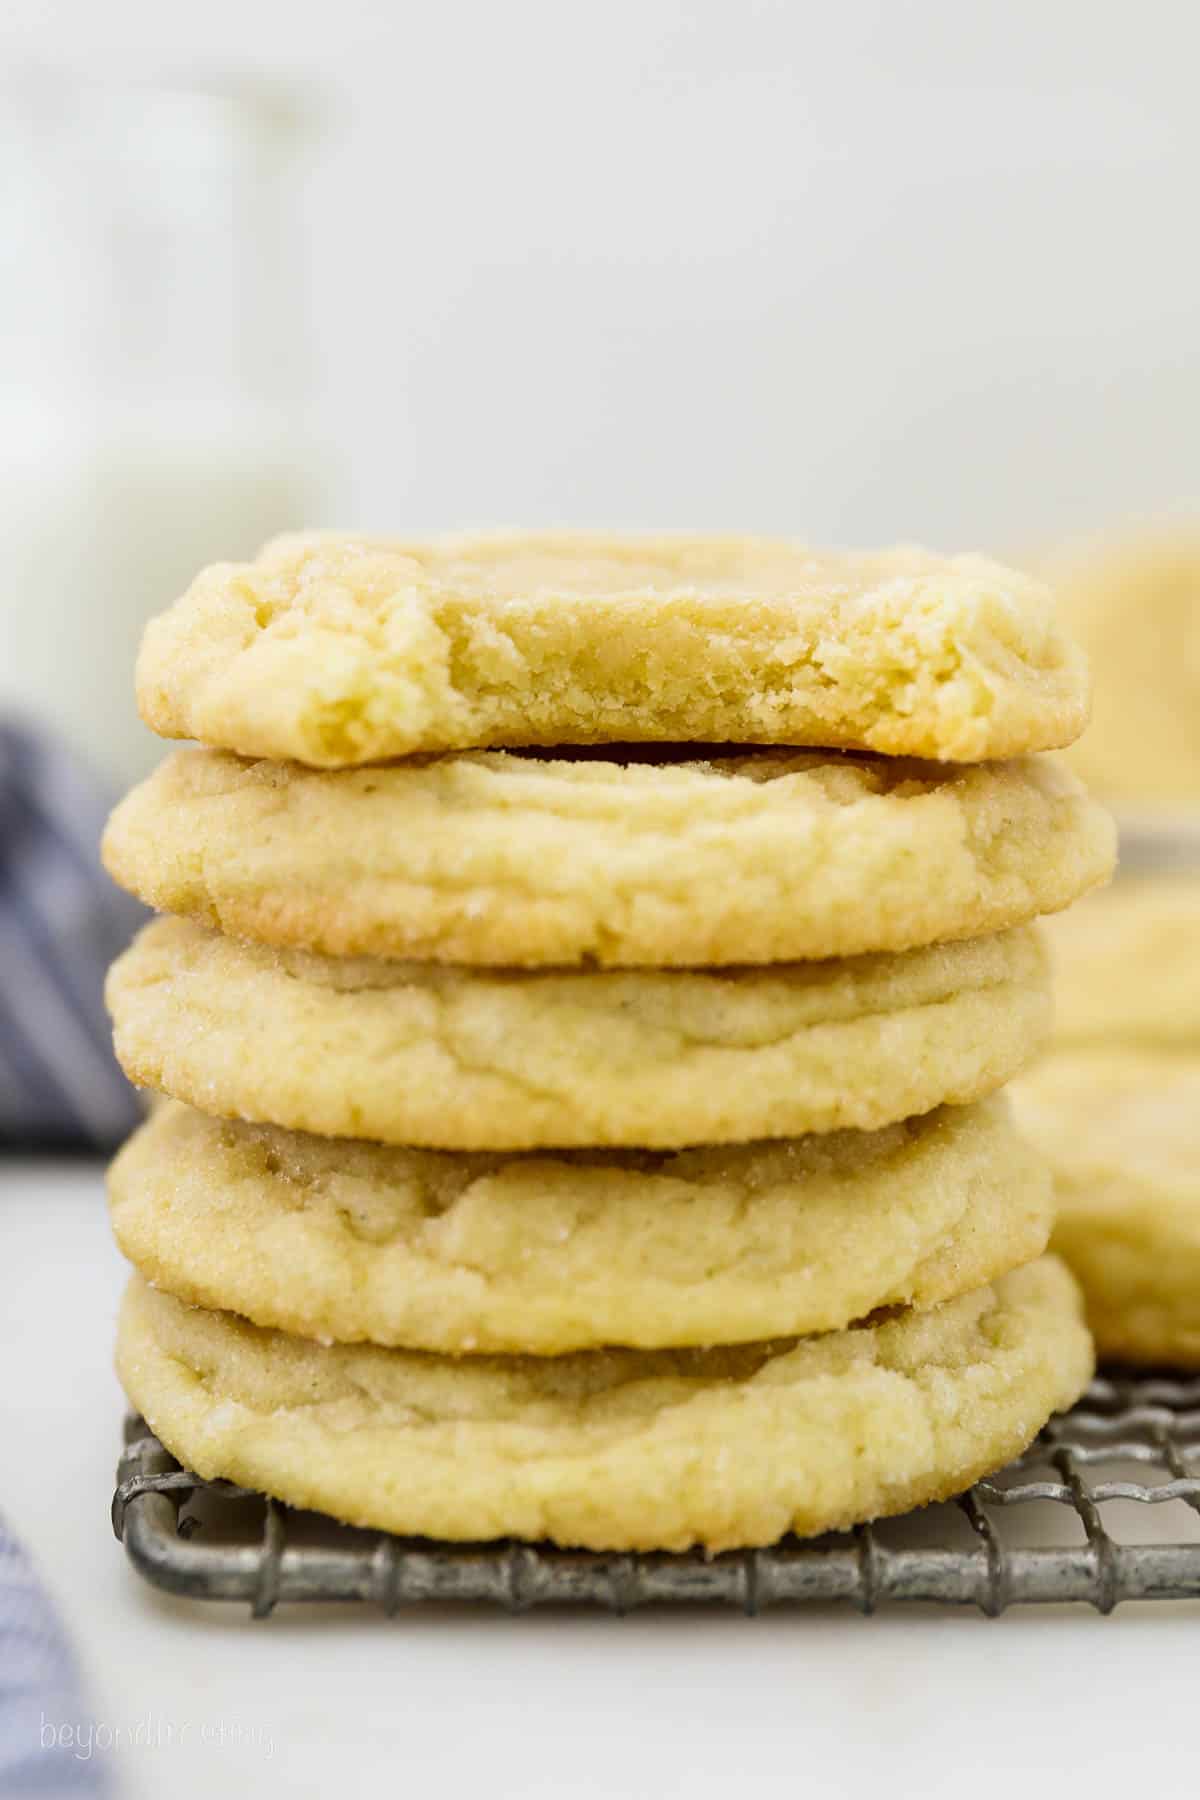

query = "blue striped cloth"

[
  {"left": 0, "top": 1516, "right": 107, "bottom": 1795},
  {"left": 0, "top": 721, "right": 145, "bottom": 1151},
  {"left": 1, "top": 721, "right": 133, "bottom": 1792}
]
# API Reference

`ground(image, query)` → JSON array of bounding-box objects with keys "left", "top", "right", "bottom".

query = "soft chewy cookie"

[
  {"left": 103, "top": 747, "right": 1115, "bottom": 967},
  {"left": 109, "top": 1095, "right": 1052, "bottom": 1354},
  {"left": 117, "top": 1259, "right": 1091, "bottom": 1552},
  {"left": 107, "top": 918, "right": 1050, "bottom": 1148},
  {"left": 135, "top": 532, "right": 1090, "bottom": 766},
  {"left": 1013, "top": 1049, "right": 1200, "bottom": 1365},
  {"left": 1045, "top": 531, "right": 1200, "bottom": 807},
  {"left": 1045, "top": 877, "right": 1200, "bottom": 1049}
]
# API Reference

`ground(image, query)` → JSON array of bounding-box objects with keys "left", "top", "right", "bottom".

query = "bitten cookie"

[
  {"left": 103, "top": 747, "right": 1115, "bottom": 967},
  {"left": 107, "top": 919, "right": 1051, "bottom": 1148},
  {"left": 1013, "top": 1048, "right": 1200, "bottom": 1366},
  {"left": 135, "top": 532, "right": 1090, "bottom": 766},
  {"left": 109, "top": 1095, "right": 1053, "bottom": 1353},
  {"left": 116, "top": 1258, "right": 1092, "bottom": 1552}
]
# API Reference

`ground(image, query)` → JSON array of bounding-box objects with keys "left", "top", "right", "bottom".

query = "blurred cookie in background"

[
  {"left": 1044, "top": 530, "right": 1200, "bottom": 814},
  {"left": 1015, "top": 864, "right": 1200, "bottom": 1366},
  {"left": 1013, "top": 1049, "right": 1200, "bottom": 1366},
  {"left": 1045, "top": 875, "right": 1200, "bottom": 1049}
]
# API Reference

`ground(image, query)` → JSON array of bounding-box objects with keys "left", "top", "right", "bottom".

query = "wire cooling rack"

[{"left": 112, "top": 1372, "right": 1200, "bottom": 1616}]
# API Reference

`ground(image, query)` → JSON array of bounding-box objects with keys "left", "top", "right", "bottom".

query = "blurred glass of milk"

[{"left": 0, "top": 72, "right": 328, "bottom": 787}]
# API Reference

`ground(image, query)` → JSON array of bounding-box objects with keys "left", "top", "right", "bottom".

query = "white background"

[{"left": 4, "top": 0, "right": 1199, "bottom": 546}]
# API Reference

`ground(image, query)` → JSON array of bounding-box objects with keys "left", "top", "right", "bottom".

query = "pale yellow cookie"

[
  {"left": 1046, "top": 531, "right": 1200, "bottom": 807},
  {"left": 1012, "top": 1048, "right": 1200, "bottom": 1365},
  {"left": 116, "top": 1258, "right": 1091, "bottom": 1551},
  {"left": 107, "top": 918, "right": 1050, "bottom": 1149},
  {"left": 135, "top": 532, "right": 1090, "bottom": 767},
  {"left": 103, "top": 747, "right": 1115, "bottom": 968},
  {"left": 1045, "top": 876, "right": 1200, "bottom": 1048},
  {"left": 109, "top": 1095, "right": 1052, "bottom": 1354}
]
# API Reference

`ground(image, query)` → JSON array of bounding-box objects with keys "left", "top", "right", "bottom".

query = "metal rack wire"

[{"left": 112, "top": 1372, "right": 1200, "bottom": 1615}]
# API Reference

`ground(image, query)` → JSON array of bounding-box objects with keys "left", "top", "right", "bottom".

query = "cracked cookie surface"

[
  {"left": 107, "top": 918, "right": 1051, "bottom": 1148},
  {"left": 116, "top": 1258, "right": 1092, "bottom": 1551},
  {"left": 109, "top": 1095, "right": 1052, "bottom": 1353},
  {"left": 103, "top": 746, "right": 1114, "bottom": 967},
  {"left": 135, "top": 532, "right": 1090, "bottom": 767}
]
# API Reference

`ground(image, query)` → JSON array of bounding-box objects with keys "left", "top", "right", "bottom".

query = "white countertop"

[{"left": 3, "top": 1162, "right": 1194, "bottom": 1799}]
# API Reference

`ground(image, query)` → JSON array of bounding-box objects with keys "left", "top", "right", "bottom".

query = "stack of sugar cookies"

[{"left": 103, "top": 534, "right": 1115, "bottom": 1553}]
